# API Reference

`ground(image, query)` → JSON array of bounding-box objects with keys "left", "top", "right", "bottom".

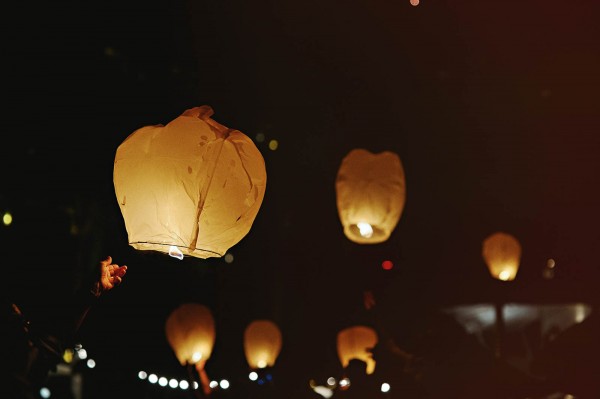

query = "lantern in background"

[
  {"left": 114, "top": 105, "right": 267, "bottom": 260},
  {"left": 482, "top": 232, "right": 521, "bottom": 281},
  {"left": 165, "top": 303, "right": 216, "bottom": 367},
  {"left": 244, "top": 320, "right": 282, "bottom": 369},
  {"left": 336, "top": 325, "right": 378, "bottom": 375},
  {"left": 335, "top": 149, "right": 406, "bottom": 244}
]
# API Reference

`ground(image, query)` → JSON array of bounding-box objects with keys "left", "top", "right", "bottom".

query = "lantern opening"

[
  {"left": 169, "top": 246, "right": 184, "bottom": 260},
  {"left": 347, "top": 223, "right": 386, "bottom": 242},
  {"left": 356, "top": 222, "right": 373, "bottom": 238}
]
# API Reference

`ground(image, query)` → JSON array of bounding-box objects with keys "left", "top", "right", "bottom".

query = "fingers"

[{"left": 102, "top": 255, "right": 113, "bottom": 266}]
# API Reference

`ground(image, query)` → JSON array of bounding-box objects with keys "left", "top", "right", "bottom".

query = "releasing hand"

[{"left": 98, "top": 256, "right": 127, "bottom": 293}]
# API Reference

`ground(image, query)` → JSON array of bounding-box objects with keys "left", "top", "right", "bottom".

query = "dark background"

[{"left": 2, "top": 0, "right": 600, "bottom": 398}]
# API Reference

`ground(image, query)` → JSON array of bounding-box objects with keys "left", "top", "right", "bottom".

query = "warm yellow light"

[
  {"left": 268, "top": 139, "right": 279, "bottom": 151},
  {"left": 2, "top": 212, "right": 12, "bottom": 226},
  {"left": 482, "top": 232, "right": 521, "bottom": 281},
  {"left": 165, "top": 303, "right": 216, "bottom": 367},
  {"left": 244, "top": 320, "right": 282, "bottom": 369},
  {"left": 337, "top": 325, "right": 378, "bottom": 374},
  {"left": 336, "top": 149, "right": 406, "bottom": 244},
  {"left": 356, "top": 222, "right": 373, "bottom": 238},
  {"left": 114, "top": 105, "right": 267, "bottom": 260}
]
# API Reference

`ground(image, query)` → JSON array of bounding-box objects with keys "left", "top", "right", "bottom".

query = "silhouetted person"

[{"left": 2, "top": 256, "right": 127, "bottom": 399}]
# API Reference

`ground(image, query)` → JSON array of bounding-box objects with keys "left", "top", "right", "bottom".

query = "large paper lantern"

[
  {"left": 114, "top": 105, "right": 267, "bottom": 260},
  {"left": 336, "top": 325, "right": 378, "bottom": 375},
  {"left": 335, "top": 149, "right": 406, "bottom": 244},
  {"left": 482, "top": 232, "right": 521, "bottom": 281},
  {"left": 165, "top": 303, "right": 216, "bottom": 367},
  {"left": 243, "top": 320, "right": 282, "bottom": 369}
]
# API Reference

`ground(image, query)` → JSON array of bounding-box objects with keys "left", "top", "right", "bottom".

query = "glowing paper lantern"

[
  {"left": 336, "top": 325, "right": 378, "bottom": 375},
  {"left": 243, "top": 320, "right": 282, "bottom": 369},
  {"left": 482, "top": 232, "right": 521, "bottom": 281},
  {"left": 114, "top": 105, "right": 267, "bottom": 260},
  {"left": 335, "top": 149, "right": 406, "bottom": 244},
  {"left": 165, "top": 303, "right": 216, "bottom": 367}
]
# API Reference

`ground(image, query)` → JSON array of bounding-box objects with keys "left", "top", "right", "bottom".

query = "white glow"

[
  {"left": 257, "top": 360, "right": 267, "bottom": 368},
  {"left": 193, "top": 382, "right": 199, "bottom": 390},
  {"left": 159, "top": 377, "right": 168, "bottom": 387},
  {"left": 313, "top": 386, "right": 334, "bottom": 398},
  {"left": 220, "top": 380, "right": 230, "bottom": 389},
  {"left": 149, "top": 374, "right": 158, "bottom": 384},
  {"left": 86, "top": 359, "right": 96, "bottom": 369},
  {"left": 339, "top": 378, "right": 350, "bottom": 387},
  {"left": 40, "top": 387, "right": 51, "bottom": 398},
  {"left": 357, "top": 222, "right": 373, "bottom": 238},
  {"left": 381, "top": 382, "right": 391, "bottom": 392},
  {"left": 327, "top": 377, "right": 336, "bottom": 386},
  {"left": 192, "top": 352, "right": 202, "bottom": 363},
  {"left": 169, "top": 378, "right": 178, "bottom": 388},
  {"left": 77, "top": 348, "right": 88, "bottom": 359},
  {"left": 209, "top": 381, "right": 219, "bottom": 389},
  {"left": 179, "top": 380, "right": 189, "bottom": 390},
  {"left": 138, "top": 371, "right": 148, "bottom": 380},
  {"left": 498, "top": 270, "right": 511, "bottom": 281},
  {"left": 169, "top": 246, "right": 184, "bottom": 260},
  {"left": 575, "top": 304, "right": 587, "bottom": 323},
  {"left": 249, "top": 372, "right": 258, "bottom": 381}
]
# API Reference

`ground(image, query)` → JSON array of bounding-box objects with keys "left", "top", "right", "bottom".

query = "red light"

[{"left": 382, "top": 260, "right": 393, "bottom": 270}]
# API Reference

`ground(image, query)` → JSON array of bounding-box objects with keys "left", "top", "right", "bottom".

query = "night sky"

[{"left": 3, "top": 1, "right": 600, "bottom": 398}]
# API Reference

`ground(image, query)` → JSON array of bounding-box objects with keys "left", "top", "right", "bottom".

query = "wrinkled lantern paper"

[
  {"left": 243, "top": 320, "right": 283, "bottom": 369},
  {"left": 482, "top": 232, "right": 521, "bottom": 281},
  {"left": 114, "top": 106, "right": 267, "bottom": 260},
  {"left": 335, "top": 149, "right": 406, "bottom": 244},
  {"left": 337, "top": 325, "right": 378, "bottom": 375},
  {"left": 165, "top": 303, "right": 216, "bottom": 367}
]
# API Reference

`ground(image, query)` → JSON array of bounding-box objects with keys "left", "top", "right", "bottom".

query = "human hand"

[{"left": 97, "top": 256, "right": 127, "bottom": 294}]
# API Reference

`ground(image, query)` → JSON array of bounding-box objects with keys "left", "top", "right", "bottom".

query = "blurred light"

[
  {"left": 357, "top": 222, "right": 373, "bottom": 238},
  {"left": 63, "top": 348, "right": 74, "bottom": 363},
  {"left": 193, "top": 382, "right": 199, "bottom": 389},
  {"left": 575, "top": 304, "right": 587, "bottom": 323},
  {"left": 192, "top": 352, "right": 203, "bottom": 363},
  {"left": 86, "top": 359, "right": 96, "bottom": 369},
  {"left": 268, "top": 139, "right": 279, "bottom": 151},
  {"left": 104, "top": 47, "right": 116, "bottom": 57},
  {"left": 255, "top": 133, "right": 265, "bottom": 143},
  {"left": 209, "top": 381, "right": 219, "bottom": 389},
  {"left": 257, "top": 360, "right": 267, "bottom": 368},
  {"left": 313, "top": 385, "right": 334, "bottom": 398},
  {"left": 249, "top": 372, "right": 258, "bottom": 381},
  {"left": 169, "top": 378, "right": 178, "bottom": 388},
  {"left": 74, "top": 343, "right": 83, "bottom": 351},
  {"left": 257, "top": 379, "right": 265, "bottom": 385},
  {"left": 564, "top": 395, "right": 575, "bottom": 399},
  {"left": 149, "top": 374, "right": 158, "bottom": 384},
  {"left": 498, "top": 270, "right": 511, "bottom": 281},
  {"left": 40, "top": 387, "right": 51, "bottom": 398},
  {"left": 2, "top": 212, "right": 12, "bottom": 226},
  {"left": 339, "top": 378, "right": 350, "bottom": 388},
  {"left": 224, "top": 253, "right": 234, "bottom": 263},
  {"left": 159, "top": 377, "right": 168, "bottom": 387},
  {"left": 138, "top": 371, "right": 148, "bottom": 380},
  {"left": 265, "top": 373, "right": 272, "bottom": 381},
  {"left": 77, "top": 348, "right": 88, "bottom": 359},
  {"left": 410, "top": 0, "right": 419, "bottom": 5},
  {"left": 327, "top": 377, "right": 336, "bottom": 386},
  {"left": 179, "top": 380, "right": 189, "bottom": 390},
  {"left": 220, "top": 380, "right": 230, "bottom": 389},
  {"left": 382, "top": 260, "right": 393, "bottom": 270},
  {"left": 547, "top": 258, "right": 556, "bottom": 268},
  {"left": 381, "top": 382, "right": 391, "bottom": 392}
]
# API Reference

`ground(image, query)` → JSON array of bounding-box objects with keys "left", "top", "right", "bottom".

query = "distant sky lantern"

[
  {"left": 337, "top": 325, "right": 378, "bottom": 375},
  {"left": 165, "top": 303, "right": 215, "bottom": 395},
  {"left": 482, "top": 232, "right": 522, "bottom": 281},
  {"left": 335, "top": 149, "right": 406, "bottom": 244},
  {"left": 165, "top": 303, "right": 216, "bottom": 367},
  {"left": 243, "top": 320, "right": 283, "bottom": 369},
  {"left": 113, "top": 105, "right": 267, "bottom": 260}
]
